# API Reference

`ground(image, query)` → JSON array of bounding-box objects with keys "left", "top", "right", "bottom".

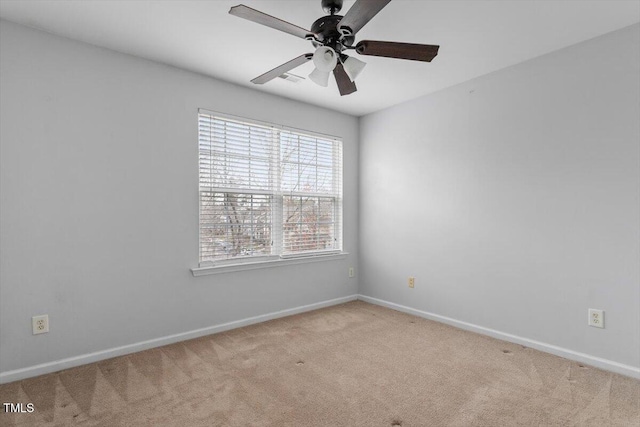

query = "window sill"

[{"left": 191, "top": 252, "right": 349, "bottom": 276}]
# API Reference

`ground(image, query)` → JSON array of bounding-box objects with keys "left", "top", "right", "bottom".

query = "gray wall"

[
  {"left": 0, "top": 20, "right": 358, "bottom": 374},
  {"left": 360, "top": 24, "right": 640, "bottom": 368},
  {"left": 2, "top": 17, "right": 638, "bottom": 378}
]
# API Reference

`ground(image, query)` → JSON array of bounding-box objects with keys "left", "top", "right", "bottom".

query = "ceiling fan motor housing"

[{"left": 310, "top": 15, "right": 354, "bottom": 51}]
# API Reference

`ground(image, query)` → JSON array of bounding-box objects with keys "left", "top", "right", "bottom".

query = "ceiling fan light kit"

[
  {"left": 229, "top": 0, "right": 439, "bottom": 96},
  {"left": 309, "top": 67, "right": 331, "bottom": 87},
  {"left": 313, "top": 46, "right": 338, "bottom": 72},
  {"left": 342, "top": 55, "right": 367, "bottom": 82},
  {"left": 309, "top": 46, "right": 338, "bottom": 87}
]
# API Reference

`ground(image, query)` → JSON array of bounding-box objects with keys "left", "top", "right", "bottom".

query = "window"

[{"left": 198, "top": 110, "right": 343, "bottom": 266}]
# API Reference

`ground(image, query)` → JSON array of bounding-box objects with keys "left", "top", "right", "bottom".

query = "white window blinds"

[{"left": 198, "top": 111, "right": 343, "bottom": 265}]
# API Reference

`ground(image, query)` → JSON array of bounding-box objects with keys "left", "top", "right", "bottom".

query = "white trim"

[
  {"left": 279, "top": 250, "right": 342, "bottom": 259},
  {"left": 192, "top": 252, "right": 348, "bottom": 276},
  {"left": 0, "top": 294, "right": 358, "bottom": 384},
  {"left": 4, "top": 293, "right": 635, "bottom": 384},
  {"left": 357, "top": 294, "right": 640, "bottom": 379},
  {"left": 198, "top": 254, "right": 280, "bottom": 269}
]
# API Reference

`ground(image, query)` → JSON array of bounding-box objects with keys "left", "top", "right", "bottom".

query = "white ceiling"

[{"left": 1, "top": 0, "right": 638, "bottom": 116}]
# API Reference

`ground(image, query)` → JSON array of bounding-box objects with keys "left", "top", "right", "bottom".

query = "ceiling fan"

[{"left": 229, "top": 0, "right": 439, "bottom": 96}]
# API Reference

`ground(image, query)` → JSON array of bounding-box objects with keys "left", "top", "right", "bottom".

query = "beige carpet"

[{"left": 1, "top": 301, "right": 638, "bottom": 426}]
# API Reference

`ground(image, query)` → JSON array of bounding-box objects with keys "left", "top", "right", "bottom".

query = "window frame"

[{"left": 194, "top": 109, "right": 345, "bottom": 274}]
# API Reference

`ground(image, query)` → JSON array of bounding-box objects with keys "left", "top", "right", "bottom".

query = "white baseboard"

[
  {"left": 3, "top": 294, "right": 637, "bottom": 383},
  {"left": 357, "top": 294, "right": 640, "bottom": 379},
  {"left": 0, "top": 294, "right": 358, "bottom": 384}
]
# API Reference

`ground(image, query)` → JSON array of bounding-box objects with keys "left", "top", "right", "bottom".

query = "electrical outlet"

[
  {"left": 588, "top": 309, "right": 604, "bottom": 328},
  {"left": 32, "top": 315, "right": 49, "bottom": 335},
  {"left": 408, "top": 277, "right": 415, "bottom": 288},
  {"left": 348, "top": 267, "right": 355, "bottom": 278}
]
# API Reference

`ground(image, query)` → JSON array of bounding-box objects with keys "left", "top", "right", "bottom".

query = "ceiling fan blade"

[
  {"left": 333, "top": 63, "right": 357, "bottom": 96},
  {"left": 229, "top": 5, "right": 311, "bottom": 39},
  {"left": 355, "top": 40, "right": 439, "bottom": 62},
  {"left": 338, "top": 0, "right": 392, "bottom": 36},
  {"left": 251, "top": 54, "right": 314, "bottom": 84}
]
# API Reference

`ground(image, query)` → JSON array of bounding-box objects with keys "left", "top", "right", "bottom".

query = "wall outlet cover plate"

[
  {"left": 588, "top": 309, "right": 604, "bottom": 328},
  {"left": 32, "top": 315, "right": 49, "bottom": 335}
]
